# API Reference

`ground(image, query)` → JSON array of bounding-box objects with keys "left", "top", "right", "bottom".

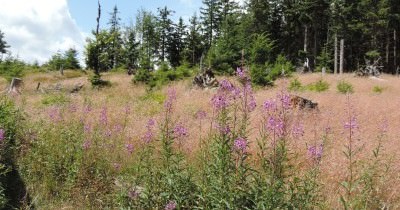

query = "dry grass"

[{"left": 6, "top": 72, "right": 400, "bottom": 208}]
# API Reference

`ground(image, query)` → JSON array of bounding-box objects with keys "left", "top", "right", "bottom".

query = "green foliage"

[
  {"left": 0, "top": 97, "right": 24, "bottom": 208},
  {"left": 289, "top": 78, "right": 303, "bottom": 91},
  {"left": 250, "top": 64, "right": 272, "bottom": 86},
  {"left": 372, "top": 86, "right": 384, "bottom": 93},
  {"left": 41, "top": 94, "right": 70, "bottom": 106},
  {"left": 316, "top": 46, "right": 331, "bottom": 72},
  {"left": 337, "top": 80, "right": 354, "bottom": 94},
  {"left": 365, "top": 50, "right": 380, "bottom": 60},
  {"left": 307, "top": 79, "right": 330, "bottom": 92},
  {"left": 249, "top": 33, "right": 274, "bottom": 65},
  {"left": 0, "top": 56, "right": 26, "bottom": 81},
  {"left": 0, "top": 30, "right": 9, "bottom": 56},
  {"left": 46, "top": 48, "right": 81, "bottom": 70},
  {"left": 133, "top": 68, "right": 153, "bottom": 85},
  {"left": 89, "top": 74, "right": 111, "bottom": 88}
]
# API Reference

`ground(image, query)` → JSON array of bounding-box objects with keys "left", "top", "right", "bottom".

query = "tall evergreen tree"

[
  {"left": 157, "top": 6, "right": 174, "bottom": 62},
  {"left": 108, "top": 5, "right": 123, "bottom": 69},
  {"left": 184, "top": 13, "right": 203, "bottom": 66},
  {"left": 200, "top": 0, "right": 222, "bottom": 49},
  {"left": 0, "top": 30, "right": 9, "bottom": 58}
]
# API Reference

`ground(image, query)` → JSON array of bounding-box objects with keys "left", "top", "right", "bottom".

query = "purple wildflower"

[
  {"left": 379, "top": 119, "right": 388, "bottom": 133},
  {"left": 48, "top": 107, "right": 62, "bottom": 122},
  {"left": 219, "top": 79, "right": 235, "bottom": 92},
  {"left": 165, "top": 201, "right": 177, "bottom": 210},
  {"left": 126, "top": 143, "right": 134, "bottom": 154},
  {"left": 143, "top": 119, "right": 155, "bottom": 143},
  {"left": 83, "top": 104, "right": 92, "bottom": 114},
  {"left": 104, "top": 129, "right": 112, "bottom": 137},
  {"left": 292, "top": 123, "right": 304, "bottom": 138},
  {"left": 263, "top": 100, "right": 276, "bottom": 112},
  {"left": 113, "top": 124, "right": 123, "bottom": 133},
  {"left": 307, "top": 144, "right": 324, "bottom": 161},
  {"left": 243, "top": 83, "right": 256, "bottom": 112},
  {"left": 82, "top": 140, "right": 91, "bottom": 150},
  {"left": 69, "top": 104, "right": 77, "bottom": 113},
  {"left": 344, "top": 117, "right": 358, "bottom": 130},
  {"left": 146, "top": 119, "right": 155, "bottom": 128},
  {"left": 174, "top": 123, "right": 188, "bottom": 139},
  {"left": 234, "top": 137, "right": 247, "bottom": 152},
  {"left": 128, "top": 189, "right": 140, "bottom": 200},
  {"left": 266, "top": 116, "right": 284, "bottom": 137},
  {"left": 211, "top": 94, "right": 229, "bottom": 111},
  {"left": 236, "top": 67, "right": 246, "bottom": 79},
  {"left": 196, "top": 110, "right": 207, "bottom": 120},
  {"left": 113, "top": 163, "right": 121, "bottom": 170},
  {"left": 100, "top": 107, "right": 108, "bottom": 125},
  {"left": 231, "top": 87, "right": 242, "bottom": 99},
  {"left": 0, "top": 129, "right": 5, "bottom": 142},
  {"left": 83, "top": 123, "right": 92, "bottom": 133},
  {"left": 214, "top": 124, "right": 231, "bottom": 135},
  {"left": 124, "top": 104, "right": 131, "bottom": 115},
  {"left": 164, "top": 88, "right": 177, "bottom": 112},
  {"left": 278, "top": 93, "right": 291, "bottom": 109}
]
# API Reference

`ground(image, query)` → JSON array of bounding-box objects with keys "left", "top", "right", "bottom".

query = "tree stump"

[
  {"left": 70, "top": 83, "right": 84, "bottom": 93},
  {"left": 7, "top": 78, "right": 23, "bottom": 95},
  {"left": 193, "top": 68, "right": 219, "bottom": 88}
]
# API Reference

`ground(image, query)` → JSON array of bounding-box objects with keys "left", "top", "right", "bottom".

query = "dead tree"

[
  {"left": 193, "top": 68, "right": 219, "bottom": 88},
  {"left": 7, "top": 78, "right": 23, "bottom": 94},
  {"left": 355, "top": 57, "right": 382, "bottom": 77}
]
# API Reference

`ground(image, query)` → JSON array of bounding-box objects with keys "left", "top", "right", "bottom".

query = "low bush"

[
  {"left": 372, "top": 86, "right": 384, "bottom": 93},
  {"left": 307, "top": 79, "right": 330, "bottom": 92},
  {"left": 289, "top": 78, "right": 303, "bottom": 91},
  {"left": 337, "top": 80, "right": 354, "bottom": 94},
  {"left": 41, "top": 94, "right": 70, "bottom": 106}
]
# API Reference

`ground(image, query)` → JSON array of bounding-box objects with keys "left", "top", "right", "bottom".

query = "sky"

[{"left": 0, "top": 0, "right": 205, "bottom": 65}]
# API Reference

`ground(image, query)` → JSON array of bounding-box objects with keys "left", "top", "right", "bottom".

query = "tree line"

[{"left": 85, "top": 0, "right": 400, "bottom": 77}]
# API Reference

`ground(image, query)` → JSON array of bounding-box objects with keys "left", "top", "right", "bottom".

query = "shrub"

[
  {"left": 133, "top": 68, "right": 153, "bottom": 85},
  {"left": 307, "top": 79, "right": 329, "bottom": 92},
  {"left": 289, "top": 78, "right": 303, "bottom": 91},
  {"left": 41, "top": 94, "right": 70, "bottom": 106},
  {"left": 250, "top": 64, "right": 272, "bottom": 86},
  {"left": 0, "top": 97, "right": 25, "bottom": 208},
  {"left": 337, "top": 80, "right": 354, "bottom": 94},
  {"left": 89, "top": 74, "right": 111, "bottom": 88},
  {"left": 372, "top": 86, "right": 384, "bottom": 93},
  {"left": 0, "top": 56, "right": 26, "bottom": 81}
]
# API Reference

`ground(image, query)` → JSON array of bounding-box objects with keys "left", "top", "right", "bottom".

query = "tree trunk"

[
  {"left": 340, "top": 39, "right": 344, "bottom": 74},
  {"left": 94, "top": 0, "right": 101, "bottom": 76},
  {"left": 394, "top": 29, "right": 397, "bottom": 76},
  {"left": 7, "top": 78, "right": 23, "bottom": 94},
  {"left": 304, "top": 25, "right": 308, "bottom": 53},
  {"left": 386, "top": 32, "right": 389, "bottom": 70},
  {"left": 334, "top": 33, "right": 338, "bottom": 74}
]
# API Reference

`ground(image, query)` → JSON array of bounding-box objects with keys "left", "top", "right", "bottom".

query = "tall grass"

[{"left": 5, "top": 72, "right": 397, "bottom": 208}]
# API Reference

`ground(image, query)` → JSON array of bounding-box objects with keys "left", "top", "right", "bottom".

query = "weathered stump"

[
  {"left": 192, "top": 68, "right": 219, "bottom": 88},
  {"left": 7, "top": 78, "right": 23, "bottom": 95},
  {"left": 70, "top": 83, "right": 84, "bottom": 93}
]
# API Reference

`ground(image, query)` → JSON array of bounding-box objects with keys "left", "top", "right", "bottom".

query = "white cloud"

[{"left": 0, "top": 0, "right": 85, "bottom": 64}]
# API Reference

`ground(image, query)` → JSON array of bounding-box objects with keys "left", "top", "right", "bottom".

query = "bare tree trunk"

[
  {"left": 7, "top": 78, "right": 23, "bottom": 94},
  {"left": 60, "top": 64, "right": 64, "bottom": 76},
  {"left": 340, "top": 39, "right": 344, "bottom": 74},
  {"left": 304, "top": 26, "right": 308, "bottom": 52},
  {"left": 386, "top": 32, "right": 389, "bottom": 69},
  {"left": 394, "top": 29, "right": 397, "bottom": 76},
  {"left": 334, "top": 33, "right": 338, "bottom": 74},
  {"left": 94, "top": 0, "right": 101, "bottom": 76}
]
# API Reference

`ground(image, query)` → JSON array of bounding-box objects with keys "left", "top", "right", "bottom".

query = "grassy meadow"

[{"left": 0, "top": 70, "right": 399, "bottom": 209}]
